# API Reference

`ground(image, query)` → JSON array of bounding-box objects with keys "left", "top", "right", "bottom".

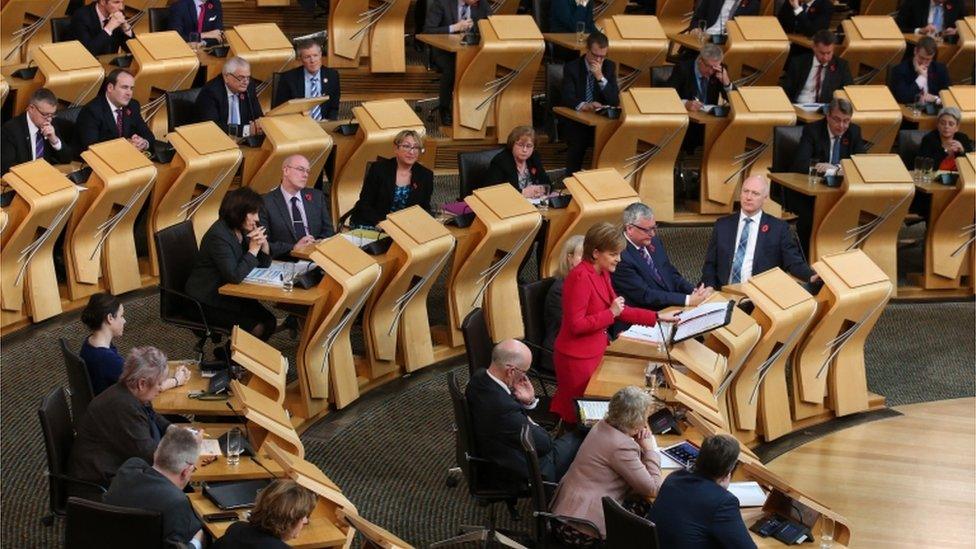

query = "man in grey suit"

[{"left": 259, "top": 154, "right": 335, "bottom": 260}]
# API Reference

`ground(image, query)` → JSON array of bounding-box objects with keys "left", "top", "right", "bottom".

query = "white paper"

[
  {"left": 199, "top": 438, "right": 222, "bottom": 457},
  {"left": 672, "top": 300, "right": 732, "bottom": 342},
  {"left": 728, "top": 481, "right": 768, "bottom": 507},
  {"left": 794, "top": 102, "right": 825, "bottom": 112},
  {"left": 577, "top": 400, "right": 609, "bottom": 422},
  {"left": 658, "top": 451, "right": 683, "bottom": 469},
  {"left": 618, "top": 322, "right": 673, "bottom": 344},
  {"left": 244, "top": 260, "right": 314, "bottom": 287}
]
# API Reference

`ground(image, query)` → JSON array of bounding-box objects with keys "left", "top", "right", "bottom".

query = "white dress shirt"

[
  {"left": 796, "top": 61, "right": 827, "bottom": 104},
  {"left": 280, "top": 186, "right": 309, "bottom": 234},
  {"left": 26, "top": 114, "right": 61, "bottom": 159},
  {"left": 706, "top": 0, "right": 737, "bottom": 34},
  {"left": 486, "top": 369, "right": 538, "bottom": 411},
  {"left": 732, "top": 210, "right": 762, "bottom": 284}
]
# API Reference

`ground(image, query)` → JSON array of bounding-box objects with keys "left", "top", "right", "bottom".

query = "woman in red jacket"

[{"left": 551, "top": 222, "right": 679, "bottom": 424}]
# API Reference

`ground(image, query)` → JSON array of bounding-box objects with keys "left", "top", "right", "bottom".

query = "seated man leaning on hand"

[
  {"left": 259, "top": 154, "right": 335, "bottom": 260},
  {"left": 560, "top": 31, "right": 620, "bottom": 176}
]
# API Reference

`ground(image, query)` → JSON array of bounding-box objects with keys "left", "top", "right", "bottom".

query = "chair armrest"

[
  {"left": 158, "top": 286, "right": 212, "bottom": 336},
  {"left": 49, "top": 472, "right": 107, "bottom": 493},
  {"left": 533, "top": 511, "right": 602, "bottom": 539}
]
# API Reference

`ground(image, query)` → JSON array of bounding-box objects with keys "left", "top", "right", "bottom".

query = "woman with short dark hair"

[
  {"left": 185, "top": 187, "right": 277, "bottom": 339},
  {"left": 483, "top": 126, "right": 552, "bottom": 198},
  {"left": 212, "top": 479, "right": 317, "bottom": 548}
]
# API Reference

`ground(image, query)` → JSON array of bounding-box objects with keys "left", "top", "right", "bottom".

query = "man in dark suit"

[
  {"left": 272, "top": 39, "right": 340, "bottom": 121},
  {"left": 70, "top": 0, "right": 134, "bottom": 56},
  {"left": 167, "top": 0, "right": 223, "bottom": 44},
  {"left": 888, "top": 36, "right": 950, "bottom": 104},
  {"left": 776, "top": 0, "right": 832, "bottom": 36},
  {"left": 612, "top": 202, "right": 713, "bottom": 311},
  {"left": 560, "top": 31, "right": 619, "bottom": 175},
  {"left": 259, "top": 154, "right": 335, "bottom": 259},
  {"left": 424, "top": 0, "right": 489, "bottom": 125},
  {"left": 196, "top": 56, "right": 264, "bottom": 136},
  {"left": 780, "top": 30, "right": 852, "bottom": 104},
  {"left": 896, "top": 0, "right": 962, "bottom": 36},
  {"left": 692, "top": 0, "right": 759, "bottom": 36},
  {"left": 1, "top": 88, "right": 72, "bottom": 174},
  {"left": 103, "top": 427, "right": 205, "bottom": 548},
  {"left": 668, "top": 43, "right": 731, "bottom": 150},
  {"left": 650, "top": 434, "right": 757, "bottom": 549},
  {"left": 77, "top": 69, "right": 155, "bottom": 153},
  {"left": 465, "top": 340, "right": 584, "bottom": 481},
  {"left": 701, "top": 175, "right": 817, "bottom": 289}
]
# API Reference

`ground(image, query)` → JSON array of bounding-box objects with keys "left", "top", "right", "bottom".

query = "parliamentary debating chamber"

[{"left": 0, "top": 0, "right": 973, "bottom": 546}]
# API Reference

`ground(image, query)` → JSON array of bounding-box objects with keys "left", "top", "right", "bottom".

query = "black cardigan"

[
  {"left": 917, "top": 130, "right": 974, "bottom": 168},
  {"left": 482, "top": 148, "right": 551, "bottom": 192},
  {"left": 350, "top": 156, "right": 434, "bottom": 227}
]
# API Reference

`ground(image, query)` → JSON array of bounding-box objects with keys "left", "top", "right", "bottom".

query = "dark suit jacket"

[
  {"left": 70, "top": 2, "right": 132, "bottom": 56},
  {"left": 667, "top": 58, "right": 729, "bottom": 104},
  {"left": 793, "top": 118, "right": 866, "bottom": 172},
  {"left": 103, "top": 457, "right": 203, "bottom": 546},
  {"left": 887, "top": 59, "right": 950, "bottom": 104},
  {"left": 561, "top": 55, "right": 620, "bottom": 108},
  {"left": 780, "top": 54, "right": 852, "bottom": 103},
  {"left": 650, "top": 470, "right": 757, "bottom": 549},
  {"left": 185, "top": 219, "right": 272, "bottom": 307},
  {"left": 918, "top": 129, "right": 975, "bottom": 167},
  {"left": 482, "top": 148, "right": 552, "bottom": 191},
  {"left": 612, "top": 237, "right": 695, "bottom": 310},
  {"left": 195, "top": 76, "right": 264, "bottom": 132},
  {"left": 776, "top": 0, "right": 832, "bottom": 36},
  {"left": 692, "top": 0, "right": 760, "bottom": 30},
  {"left": 259, "top": 187, "right": 335, "bottom": 259},
  {"left": 423, "top": 0, "right": 490, "bottom": 34},
  {"left": 465, "top": 368, "right": 555, "bottom": 479},
  {"left": 0, "top": 114, "right": 73, "bottom": 174},
  {"left": 549, "top": 0, "right": 597, "bottom": 33},
  {"left": 68, "top": 382, "right": 171, "bottom": 491},
  {"left": 896, "top": 0, "right": 963, "bottom": 32},
  {"left": 543, "top": 277, "right": 565, "bottom": 353},
  {"left": 272, "top": 65, "right": 341, "bottom": 121},
  {"left": 701, "top": 212, "right": 814, "bottom": 288},
  {"left": 77, "top": 95, "right": 156, "bottom": 153},
  {"left": 167, "top": 0, "right": 224, "bottom": 42},
  {"left": 350, "top": 156, "right": 434, "bottom": 227},
  {"left": 212, "top": 521, "right": 289, "bottom": 549}
]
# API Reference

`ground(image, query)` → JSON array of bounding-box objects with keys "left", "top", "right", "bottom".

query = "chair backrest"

[
  {"left": 58, "top": 338, "right": 94, "bottom": 419},
  {"left": 271, "top": 72, "right": 283, "bottom": 108},
  {"left": 771, "top": 125, "right": 806, "bottom": 173},
  {"left": 64, "top": 497, "right": 164, "bottom": 549},
  {"left": 153, "top": 221, "right": 199, "bottom": 321},
  {"left": 447, "top": 371, "right": 478, "bottom": 489},
  {"left": 147, "top": 7, "right": 170, "bottom": 33},
  {"left": 165, "top": 87, "right": 203, "bottom": 133},
  {"left": 38, "top": 387, "right": 75, "bottom": 516},
  {"left": 651, "top": 65, "right": 674, "bottom": 88},
  {"left": 55, "top": 106, "right": 83, "bottom": 159},
  {"left": 457, "top": 148, "right": 503, "bottom": 200},
  {"left": 897, "top": 129, "right": 928, "bottom": 169},
  {"left": 50, "top": 17, "right": 75, "bottom": 43},
  {"left": 461, "top": 308, "right": 493, "bottom": 377},
  {"left": 517, "top": 277, "right": 555, "bottom": 371},
  {"left": 545, "top": 63, "right": 565, "bottom": 142},
  {"left": 602, "top": 496, "right": 660, "bottom": 549},
  {"left": 520, "top": 423, "right": 552, "bottom": 544}
]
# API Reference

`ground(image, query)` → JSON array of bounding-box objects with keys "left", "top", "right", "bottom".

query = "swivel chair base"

[{"left": 430, "top": 525, "right": 527, "bottom": 549}]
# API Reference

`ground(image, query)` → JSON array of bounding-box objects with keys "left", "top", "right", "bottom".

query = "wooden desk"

[
  {"left": 903, "top": 32, "right": 960, "bottom": 60},
  {"left": 899, "top": 104, "right": 937, "bottom": 130},
  {"left": 552, "top": 106, "right": 619, "bottom": 170},
  {"left": 787, "top": 33, "right": 815, "bottom": 50},
  {"left": 153, "top": 362, "right": 238, "bottom": 417},
  {"left": 769, "top": 172, "right": 842, "bottom": 255},
  {"left": 543, "top": 33, "right": 586, "bottom": 53},
  {"left": 794, "top": 106, "right": 824, "bottom": 123},
  {"left": 219, "top": 283, "right": 326, "bottom": 306},
  {"left": 191, "top": 446, "right": 287, "bottom": 482},
  {"left": 584, "top": 354, "right": 648, "bottom": 398},
  {"left": 671, "top": 31, "right": 703, "bottom": 52},
  {"left": 188, "top": 493, "right": 348, "bottom": 547}
]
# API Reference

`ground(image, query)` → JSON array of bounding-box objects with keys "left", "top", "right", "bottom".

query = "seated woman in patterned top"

[{"left": 349, "top": 130, "right": 434, "bottom": 228}]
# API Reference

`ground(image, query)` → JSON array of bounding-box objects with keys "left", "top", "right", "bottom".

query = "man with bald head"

[
  {"left": 465, "top": 339, "right": 584, "bottom": 481},
  {"left": 701, "top": 176, "right": 817, "bottom": 289},
  {"left": 259, "top": 154, "right": 335, "bottom": 259}
]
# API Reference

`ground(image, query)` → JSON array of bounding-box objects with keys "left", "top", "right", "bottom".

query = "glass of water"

[
  {"left": 576, "top": 22, "right": 586, "bottom": 44},
  {"left": 808, "top": 160, "right": 821, "bottom": 185},
  {"left": 538, "top": 185, "right": 551, "bottom": 212},
  {"left": 282, "top": 262, "right": 295, "bottom": 292},
  {"left": 698, "top": 20, "right": 708, "bottom": 44},
  {"left": 226, "top": 427, "right": 243, "bottom": 466},
  {"left": 188, "top": 32, "right": 201, "bottom": 51},
  {"left": 819, "top": 516, "right": 835, "bottom": 549}
]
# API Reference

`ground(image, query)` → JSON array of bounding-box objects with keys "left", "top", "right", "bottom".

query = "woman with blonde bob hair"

[
  {"left": 350, "top": 129, "right": 434, "bottom": 227},
  {"left": 550, "top": 385, "right": 662, "bottom": 545},
  {"left": 550, "top": 223, "right": 678, "bottom": 425},
  {"left": 543, "top": 235, "right": 584, "bottom": 353},
  {"left": 213, "top": 479, "right": 317, "bottom": 547}
]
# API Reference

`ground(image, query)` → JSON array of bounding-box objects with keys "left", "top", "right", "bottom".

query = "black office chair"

[
  {"left": 147, "top": 7, "right": 170, "bottom": 33},
  {"left": 64, "top": 497, "right": 164, "bottom": 549},
  {"left": 517, "top": 278, "right": 557, "bottom": 394},
  {"left": 520, "top": 424, "right": 600, "bottom": 548},
  {"left": 154, "top": 221, "right": 227, "bottom": 359},
  {"left": 58, "top": 338, "right": 94, "bottom": 420},
  {"left": 269, "top": 72, "right": 284, "bottom": 108},
  {"left": 897, "top": 129, "right": 928, "bottom": 170},
  {"left": 602, "top": 496, "right": 660, "bottom": 549},
  {"left": 164, "top": 87, "right": 203, "bottom": 133},
  {"left": 433, "top": 372, "right": 529, "bottom": 548},
  {"left": 50, "top": 17, "right": 75, "bottom": 43},
  {"left": 771, "top": 125, "right": 805, "bottom": 173},
  {"left": 545, "top": 63, "right": 565, "bottom": 143},
  {"left": 54, "top": 106, "right": 83, "bottom": 159},
  {"left": 650, "top": 65, "right": 674, "bottom": 88},
  {"left": 38, "top": 388, "right": 106, "bottom": 525},
  {"left": 457, "top": 148, "right": 503, "bottom": 200}
]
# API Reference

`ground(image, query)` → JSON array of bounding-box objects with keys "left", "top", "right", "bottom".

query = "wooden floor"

[{"left": 768, "top": 398, "right": 976, "bottom": 548}]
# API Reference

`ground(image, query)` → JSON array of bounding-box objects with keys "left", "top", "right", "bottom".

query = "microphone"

[{"left": 656, "top": 318, "right": 676, "bottom": 374}]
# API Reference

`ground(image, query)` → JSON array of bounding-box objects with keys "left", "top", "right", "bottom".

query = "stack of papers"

[
  {"left": 341, "top": 229, "right": 382, "bottom": 247},
  {"left": 244, "top": 260, "right": 315, "bottom": 287},
  {"left": 728, "top": 481, "right": 768, "bottom": 507},
  {"left": 577, "top": 400, "right": 610, "bottom": 423},
  {"left": 794, "top": 103, "right": 826, "bottom": 112},
  {"left": 618, "top": 322, "right": 673, "bottom": 344}
]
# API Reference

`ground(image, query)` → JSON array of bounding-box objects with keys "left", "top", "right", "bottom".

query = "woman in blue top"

[
  {"left": 549, "top": 0, "right": 597, "bottom": 34},
  {"left": 80, "top": 293, "right": 189, "bottom": 395}
]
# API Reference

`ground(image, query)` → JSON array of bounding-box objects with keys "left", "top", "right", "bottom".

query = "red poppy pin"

[
  {"left": 829, "top": 63, "right": 836, "bottom": 72},
  {"left": 739, "top": 0, "right": 747, "bottom": 6},
  {"left": 530, "top": 167, "right": 537, "bottom": 175},
  {"left": 124, "top": 108, "right": 131, "bottom": 116},
  {"left": 808, "top": 6, "right": 816, "bottom": 13},
  {"left": 304, "top": 192, "right": 312, "bottom": 201},
  {"left": 760, "top": 224, "right": 769, "bottom": 233},
  {"left": 842, "top": 137, "right": 849, "bottom": 146},
  {"left": 411, "top": 182, "right": 418, "bottom": 190},
  {"left": 207, "top": 2, "right": 214, "bottom": 8},
  {"left": 945, "top": 3, "right": 953, "bottom": 10}
]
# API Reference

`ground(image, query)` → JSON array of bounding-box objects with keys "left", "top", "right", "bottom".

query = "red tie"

[
  {"left": 813, "top": 64, "right": 824, "bottom": 102},
  {"left": 115, "top": 108, "right": 123, "bottom": 137},
  {"left": 196, "top": 2, "right": 206, "bottom": 33}
]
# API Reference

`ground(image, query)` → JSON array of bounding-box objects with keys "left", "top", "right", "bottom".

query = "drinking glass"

[
  {"left": 226, "top": 123, "right": 240, "bottom": 138},
  {"left": 808, "top": 160, "right": 821, "bottom": 185},
  {"left": 913, "top": 157, "right": 926, "bottom": 183},
  {"left": 538, "top": 184, "right": 552, "bottom": 212},
  {"left": 644, "top": 362, "right": 660, "bottom": 390},
  {"left": 226, "top": 427, "right": 243, "bottom": 466},
  {"left": 698, "top": 20, "right": 708, "bottom": 44},
  {"left": 282, "top": 262, "right": 295, "bottom": 292},
  {"left": 576, "top": 22, "right": 586, "bottom": 44},
  {"left": 819, "top": 516, "right": 835, "bottom": 549},
  {"left": 188, "top": 32, "right": 201, "bottom": 51}
]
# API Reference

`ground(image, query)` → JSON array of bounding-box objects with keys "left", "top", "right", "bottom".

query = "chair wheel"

[
  {"left": 41, "top": 515, "right": 54, "bottom": 526},
  {"left": 446, "top": 467, "right": 462, "bottom": 487}
]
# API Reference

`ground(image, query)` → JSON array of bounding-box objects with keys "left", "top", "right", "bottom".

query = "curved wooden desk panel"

[
  {"left": 232, "top": 380, "right": 305, "bottom": 459},
  {"left": 0, "top": 75, "right": 8, "bottom": 104},
  {"left": 67, "top": 139, "right": 156, "bottom": 300},
  {"left": 243, "top": 113, "right": 334, "bottom": 195},
  {"left": 947, "top": 17, "right": 975, "bottom": 84},
  {"left": 224, "top": 23, "right": 295, "bottom": 82},
  {"left": 925, "top": 153, "right": 975, "bottom": 289},
  {"left": 231, "top": 326, "right": 289, "bottom": 406},
  {"left": 368, "top": 207, "right": 456, "bottom": 372},
  {"left": 0, "top": 0, "right": 66, "bottom": 67},
  {"left": 599, "top": 16, "right": 668, "bottom": 91},
  {"left": 28, "top": 41, "right": 105, "bottom": 113},
  {"left": 127, "top": 32, "right": 199, "bottom": 118},
  {"left": 0, "top": 160, "right": 79, "bottom": 326},
  {"left": 657, "top": 0, "right": 694, "bottom": 37},
  {"left": 840, "top": 17, "right": 906, "bottom": 86},
  {"left": 368, "top": 0, "right": 411, "bottom": 73},
  {"left": 813, "top": 155, "right": 914, "bottom": 289},
  {"left": 835, "top": 86, "right": 901, "bottom": 156},
  {"left": 706, "top": 299, "right": 762, "bottom": 428},
  {"left": 793, "top": 250, "right": 891, "bottom": 421},
  {"left": 329, "top": 0, "right": 410, "bottom": 72},
  {"left": 331, "top": 99, "right": 425, "bottom": 227},
  {"left": 703, "top": 87, "right": 796, "bottom": 213},
  {"left": 860, "top": 0, "right": 898, "bottom": 15},
  {"left": 724, "top": 18, "right": 790, "bottom": 88},
  {"left": 541, "top": 168, "right": 638, "bottom": 278},
  {"left": 328, "top": 0, "right": 369, "bottom": 69}
]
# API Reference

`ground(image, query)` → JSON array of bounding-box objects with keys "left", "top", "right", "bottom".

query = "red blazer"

[{"left": 554, "top": 261, "right": 657, "bottom": 359}]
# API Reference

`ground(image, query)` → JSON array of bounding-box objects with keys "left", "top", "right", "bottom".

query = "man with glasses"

[
  {"left": 259, "top": 154, "right": 335, "bottom": 260},
  {"left": 196, "top": 56, "right": 264, "bottom": 136},
  {"left": 612, "top": 203, "right": 712, "bottom": 314},
  {"left": 103, "top": 426, "right": 206, "bottom": 548},
  {"left": 77, "top": 68, "right": 155, "bottom": 153},
  {"left": 560, "top": 31, "right": 620, "bottom": 175},
  {"left": 273, "top": 39, "right": 340, "bottom": 121},
  {"left": 668, "top": 44, "right": 732, "bottom": 150},
  {"left": 466, "top": 339, "right": 584, "bottom": 481},
  {"left": 888, "top": 36, "right": 949, "bottom": 105},
  {"left": 1, "top": 88, "right": 72, "bottom": 174}
]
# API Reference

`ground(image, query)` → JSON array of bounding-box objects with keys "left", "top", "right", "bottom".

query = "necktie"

[
  {"left": 730, "top": 218, "right": 752, "bottom": 284},
  {"left": 115, "top": 108, "right": 123, "bottom": 137},
  {"left": 585, "top": 71, "right": 594, "bottom": 102},
  {"left": 932, "top": 4, "right": 944, "bottom": 31},
  {"left": 197, "top": 2, "right": 206, "bottom": 33},
  {"left": 102, "top": 17, "right": 111, "bottom": 27},
  {"left": 830, "top": 135, "right": 841, "bottom": 164},
  {"left": 34, "top": 131, "right": 45, "bottom": 159},
  {"left": 229, "top": 93, "right": 241, "bottom": 125},
  {"left": 308, "top": 75, "right": 321, "bottom": 120},
  {"left": 641, "top": 247, "right": 664, "bottom": 284},
  {"left": 461, "top": 4, "right": 470, "bottom": 20},
  {"left": 813, "top": 64, "right": 824, "bottom": 102},
  {"left": 699, "top": 76, "right": 709, "bottom": 102},
  {"left": 290, "top": 196, "right": 307, "bottom": 237}
]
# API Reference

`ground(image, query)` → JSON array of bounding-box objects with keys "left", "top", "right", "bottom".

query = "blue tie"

[
  {"left": 229, "top": 93, "right": 241, "bottom": 125},
  {"left": 642, "top": 247, "right": 664, "bottom": 284},
  {"left": 309, "top": 75, "right": 321, "bottom": 120},
  {"left": 830, "top": 135, "right": 841, "bottom": 165},
  {"left": 932, "top": 4, "right": 944, "bottom": 31},
  {"left": 730, "top": 218, "right": 752, "bottom": 284}
]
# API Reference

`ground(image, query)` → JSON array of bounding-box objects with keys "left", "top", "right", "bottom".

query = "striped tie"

[
  {"left": 34, "top": 131, "right": 45, "bottom": 159},
  {"left": 729, "top": 218, "right": 752, "bottom": 284},
  {"left": 291, "top": 197, "right": 307, "bottom": 238},
  {"left": 585, "top": 71, "right": 594, "bottom": 102},
  {"left": 309, "top": 75, "right": 321, "bottom": 120}
]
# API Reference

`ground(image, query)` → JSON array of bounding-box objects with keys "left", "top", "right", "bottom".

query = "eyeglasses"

[
  {"left": 286, "top": 165, "right": 311, "bottom": 174},
  {"left": 29, "top": 104, "right": 56, "bottom": 119},
  {"left": 514, "top": 141, "right": 535, "bottom": 149},
  {"left": 629, "top": 223, "right": 657, "bottom": 235},
  {"left": 397, "top": 144, "right": 424, "bottom": 153},
  {"left": 227, "top": 73, "right": 251, "bottom": 83}
]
